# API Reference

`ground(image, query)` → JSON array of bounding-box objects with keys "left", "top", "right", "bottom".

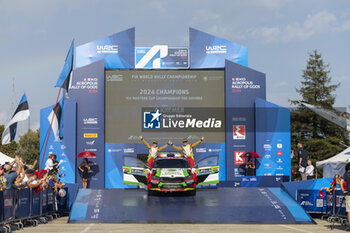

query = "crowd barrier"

[
  {"left": 297, "top": 189, "right": 347, "bottom": 217},
  {"left": 0, "top": 188, "right": 69, "bottom": 232}
]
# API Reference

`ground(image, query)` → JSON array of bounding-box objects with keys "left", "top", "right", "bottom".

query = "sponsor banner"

[
  {"left": 234, "top": 151, "right": 245, "bottom": 165},
  {"left": 297, "top": 189, "right": 327, "bottom": 213},
  {"left": 233, "top": 125, "right": 245, "bottom": 139},
  {"left": 255, "top": 98, "right": 291, "bottom": 178},
  {"left": 105, "top": 142, "right": 226, "bottom": 188},
  {"left": 68, "top": 60, "right": 105, "bottom": 188},
  {"left": 76, "top": 28, "right": 135, "bottom": 69},
  {"left": 39, "top": 98, "right": 76, "bottom": 184},
  {"left": 141, "top": 107, "right": 225, "bottom": 132},
  {"left": 135, "top": 46, "right": 189, "bottom": 69},
  {"left": 84, "top": 133, "right": 98, "bottom": 138},
  {"left": 189, "top": 28, "right": 248, "bottom": 68},
  {"left": 225, "top": 60, "right": 266, "bottom": 180}
]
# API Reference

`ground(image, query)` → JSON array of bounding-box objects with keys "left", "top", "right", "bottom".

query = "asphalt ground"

[{"left": 17, "top": 217, "right": 350, "bottom": 233}]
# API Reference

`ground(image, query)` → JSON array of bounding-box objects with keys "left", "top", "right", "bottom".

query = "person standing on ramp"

[
  {"left": 139, "top": 136, "right": 169, "bottom": 168},
  {"left": 169, "top": 137, "right": 204, "bottom": 168}
]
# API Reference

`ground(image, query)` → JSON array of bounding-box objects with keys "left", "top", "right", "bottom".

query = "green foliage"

[
  {"left": 0, "top": 124, "right": 18, "bottom": 157},
  {"left": 290, "top": 50, "right": 349, "bottom": 179},
  {"left": 17, "top": 129, "right": 40, "bottom": 168}
]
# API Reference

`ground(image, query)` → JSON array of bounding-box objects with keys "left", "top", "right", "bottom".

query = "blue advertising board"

[
  {"left": 76, "top": 28, "right": 135, "bottom": 69},
  {"left": 255, "top": 98, "right": 291, "bottom": 177},
  {"left": 68, "top": 60, "right": 105, "bottom": 188},
  {"left": 31, "top": 189, "right": 41, "bottom": 217},
  {"left": 190, "top": 28, "right": 248, "bottom": 68},
  {"left": 16, "top": 189, "right": 30, "bottom": 219},
  {"left": 39, "top": 98, "right": 76, "bottom": 184},
  {"left": 0, "top": 191, "right": 3, "bottom": 222},
  {"left": 3, "top": 189, "right": 14, "bottom": 221},
  {"left": 297, "top": 189, "right": 327, "bottom": 213},
  {"left": 224, "top": 60, "right": 266, "bottom": 180},
  {"left": 135, "top": 46, "right": 189, "bottom": 69}
]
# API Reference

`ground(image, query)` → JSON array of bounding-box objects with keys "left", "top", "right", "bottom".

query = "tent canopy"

[
  {"left": 0, "top": 151, "right": 15, "bottom": 165},
  {"left": 316, "top": 147, "right": 350, "bottom": 178}
]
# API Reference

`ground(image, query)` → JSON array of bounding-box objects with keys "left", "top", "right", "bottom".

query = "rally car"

[{"left": 122, "top": 152, "right": 219, "bottom": 195}]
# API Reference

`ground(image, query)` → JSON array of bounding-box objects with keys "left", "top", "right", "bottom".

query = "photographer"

[{"left": 340, "top": 162, "right": 350, "bottom": 230}]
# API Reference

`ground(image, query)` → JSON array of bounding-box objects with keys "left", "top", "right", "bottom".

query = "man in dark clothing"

[
  {"left": 297, "top": 143, "right": 308, "bottom": 180},
  {"left": 341, "top": 162, "right": 350, "bottom": 231}
]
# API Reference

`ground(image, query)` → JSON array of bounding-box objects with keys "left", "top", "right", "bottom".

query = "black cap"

[{"left": 183, "top": 139, "right": 188, "bottom": 143}]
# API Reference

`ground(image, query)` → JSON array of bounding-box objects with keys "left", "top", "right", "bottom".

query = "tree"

[
  {"left": 0, "top": 124, "right": 18, "bottom": 157},
  {"left": 17, "top": 129, "right": 40, "bottom": 167},
  {"left": 290, "top": 50, "right": 349, "bottom": 179}
]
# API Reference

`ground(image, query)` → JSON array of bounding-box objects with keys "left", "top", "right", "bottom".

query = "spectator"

[
  {"left": 45, "top": 154, "right": 58, "bottom": 173},
  {"left": 297, "top": 143, "right": 308, "bottom": 180},
  {"left": 321, "top": 174, "right": 346, "bottom": 193},
  {"left": 78, "top": 158, "right": 90, "bottom": 189},
  {"left": 341, "top": 163, "right": 350, "bottom": 231},
  {"left": 245, "top": 156, "right": 255, "bottom": 176},
  {"left": 1, "top": 156, "right": 21, "bottom": 189},
  {"left": 305, "top": 160, "right": 314, "bottom": 180}
]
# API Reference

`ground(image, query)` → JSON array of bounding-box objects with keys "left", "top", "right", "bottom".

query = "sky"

[{"left": 0, "top": 0, "right": 349, "bottom": 139}]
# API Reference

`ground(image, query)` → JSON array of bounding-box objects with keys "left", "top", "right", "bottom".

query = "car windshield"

[{"left": 153, "top": 159, "right": 190, "bottom": 168}]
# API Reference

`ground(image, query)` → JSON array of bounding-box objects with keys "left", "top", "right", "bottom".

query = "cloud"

[
  {"left": 189, "top": 9, "right": 246, "bottom": 41},
  {"left": 250, "top": 27, "right": 280, "bottom": 43},
  {"left": 336, "top": 20, "right": 350, "bottom": 31},
  {"left": 251, "top": 10, "right": 338, "bottom": 43}
]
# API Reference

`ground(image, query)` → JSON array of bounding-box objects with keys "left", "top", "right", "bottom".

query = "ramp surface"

[{"left": 69, "top": 188, "right": 314, "bottom": 224}]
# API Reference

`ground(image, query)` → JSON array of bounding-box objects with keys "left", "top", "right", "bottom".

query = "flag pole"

[{"left": 40, "top": 87, "right": 62, "bottom": 170}]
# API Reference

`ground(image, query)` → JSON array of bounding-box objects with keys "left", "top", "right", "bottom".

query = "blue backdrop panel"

[
  {"left": 39, "top": 98, "right": 76, "bottom": 184},
  {"left": 76, "top": 28, "right": 135, "bottom": 69},
  {"left": 281, "top": 178, "right": 333, "bottom": 199},
  {"left": 240, "top": 175, "right": 289, "bottom": 187},
  {"left": 105, "top": 142, "right": 226, "bottom": 188},
  {"left": 189, "top": 28, "right": 248, "bottom": 68},
  {"left": 68, "top": 60, "right": 105, "bottom": 189},
  {"left": 224, "top": 60, "right": 266, "bottom": 181},
  {"left": 68, "top": 188, "right": 313, "bottom": 224},
  {"left": 255, "top": 98, "right": 291, "bottom": 177}
]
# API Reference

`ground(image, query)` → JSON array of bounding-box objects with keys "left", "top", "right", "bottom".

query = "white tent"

[
  {"left": 316, "top": 147, "right": 350, "bottom": 178},
  {"left": 0, "top": 151, "right": 14, "bottom": 165}
]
